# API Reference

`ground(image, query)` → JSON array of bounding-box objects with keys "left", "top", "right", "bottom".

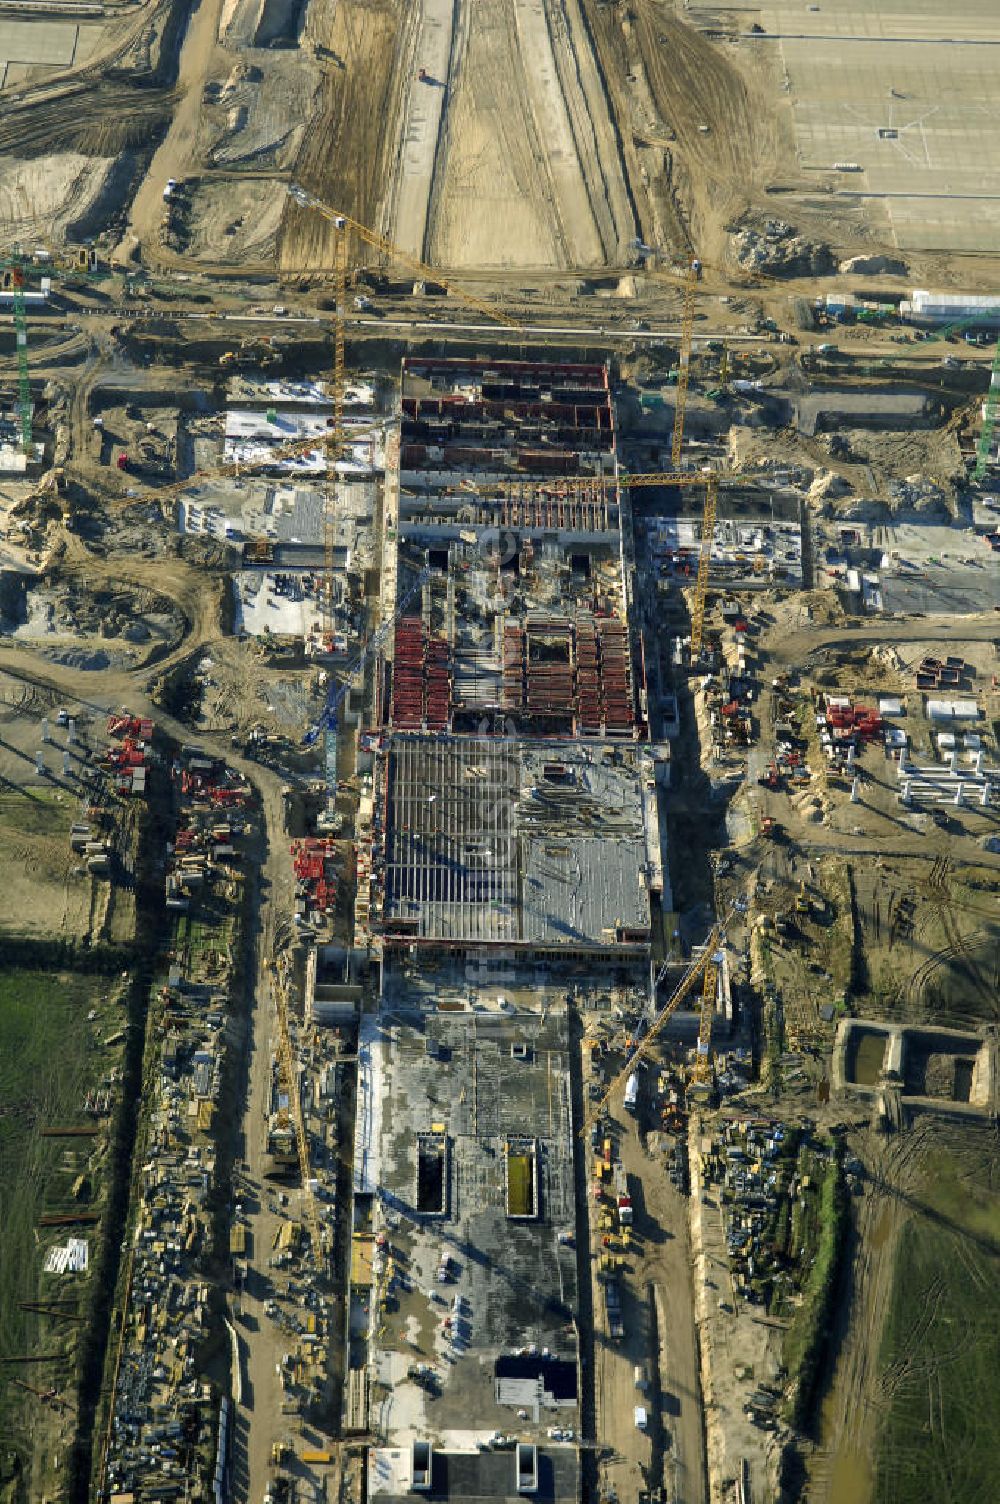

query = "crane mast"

[
  {"left": 269, "top": 957, "right": 324, "bottom": 1269},
  {"left": 580, "top": 924, "right": 724, "bottom": 1135}
]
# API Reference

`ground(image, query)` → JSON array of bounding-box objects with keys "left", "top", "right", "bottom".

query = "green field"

[
  {"left": 0, "top": 968, "right": 120, "bottom": 1458},
  {"left": 874, "top": 1148, "right": 1000, "bottom": 1504}
]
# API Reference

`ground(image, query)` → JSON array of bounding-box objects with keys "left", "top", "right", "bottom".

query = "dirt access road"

[
  {"left": 0, "top": 621, "right": 303, "bottom": 1498},
  {"left": 806, "top": 1122, "right": 935, "bottom": 1504},
  {"left": 114, "top": 0, "right": 227, "bottom": 263},
  {"left": 590, "top": 1089, "right": 707, "bottom": 1504},
  {"left": 386, "top": 0, "right": 637, "bottom": 267}
]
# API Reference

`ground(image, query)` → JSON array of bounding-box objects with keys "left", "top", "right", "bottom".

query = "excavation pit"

[
  {"left": 845, "top": 1026, "right": 889, "bottom": 1087},
  {"left": 416, "top": 1133, "right": 448, "bottom": 1216},
  {"left": 506, "top": 1140, "right": 538, "bottom": 1221}
]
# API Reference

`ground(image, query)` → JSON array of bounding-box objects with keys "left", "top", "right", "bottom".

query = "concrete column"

[
  {"left": 850, "top": 776, "right": 861, "bottom": 803},
  {"left": 885, "top": 1029, "right": 905, "bottom": 1078},
  {"left": 954, "top": 784, "right": 964, "bottom": 807},
  {"left": 949, "top": 749, "right": 959, "bottom": 775},
  {"left": 901, "top": 780, "right": 912, "bottom": 805}
]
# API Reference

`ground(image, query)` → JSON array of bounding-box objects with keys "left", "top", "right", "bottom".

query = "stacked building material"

[
  {"left": 107, "top": 713, "right": 154, "bottom": 741},
  {"left": 915, "top": 655, "right": 965, "bottom": 690},
  {"left": 425, "top": 637, "right": 451, "bottom": 731},
  {"left": 598, "top": 619, "right": 633, "bottom": 735},
  {"left": 104, "top": 733, "right": 150, "bottom": 797},
  {"left": 291, "top": 836, "right": 337, "bottom": 916},
  {"left": 503, "top": 624, "right": 525, "bottom": 712},
  {"left": 392, "top": 618, "right": 425, "bottom": 729},
  {"left": 824, "top": 698, "right": 883, "bottom": 742},
  {"left": 165, "top": 749, "right": 251, "bottom": 907},
  {"left": 575, "top": 617, "right": 601, "bottom": 734}
]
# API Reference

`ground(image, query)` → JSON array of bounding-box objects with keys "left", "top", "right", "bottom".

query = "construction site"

[{"left": 0, "top": 4, "right": 1000, "bottom": 1504}]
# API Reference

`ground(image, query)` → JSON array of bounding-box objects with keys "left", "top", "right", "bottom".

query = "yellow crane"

[
  {"left": 689, "top": 470, "right": 718, "bottom": 659},
  {"left": 268, "top": 956, "right": 324, "bottom": 1268},
  {"left": 666, "top": 260, "right": 719, "bottom": 658},
  {"left": 287, "top": 184, "right": 525, "bottom": 332},
  {"left": 285, "top": 184, "right": 526, "bottom": 768},
  {"left": 671, "top": 260, "right": 701, "bottom": 468},
  {"left": 492, "top": 464, "right": 724, "bottom": 660},
  {"left": 692, "top": 960, "right": 718, "bottom": 1084},
  {"left": 286, "top": 180, "right": 525, "bottom": 625},
  {"left": 580, "top": 921, "right": 724, "bottom": 1136},
  {"left": 643, "top": 253, "right": 723, "bottom": 659}
]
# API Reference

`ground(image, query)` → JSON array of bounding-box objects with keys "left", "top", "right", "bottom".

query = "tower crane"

[
  {"left": 1, "top": 261, "right": 34, "bottom": 454},
  {"left": 268, "top": 954, "right": 324, "bottom": 1269},
  {"left": 577, "top": 467, "right": 772, "bottom": 492},
  {"left": 974, "top": 342, "right": 1000, "bottom": 480},
  {"left": 688, "top": 470, "right": 718, "bottom": 659},
  {"left": 286, "top": 184, "right": 525, "bottom": 799},
  {"left": 671, "top": 259, "right": 701, "bottom": 468},
  {"left": 580, "top": 918, "right": 725, "bottom": 1136},
  {"left": 665, "top": 259, "right": 719, "bottom": 659},
  {"left": 3, "top": 247, "right": 103, "bottom": 456},
  {"left": 692, "top": 960, "right": 719, "bottom": 1084},
  {"left": 286, "top": 185, "right": 524, "bottom": 332}
]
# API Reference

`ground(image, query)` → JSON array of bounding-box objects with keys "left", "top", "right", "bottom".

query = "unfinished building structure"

[
  {"left": 347, "top": 359, "right": 663, "bottom": 1499},
  {"left": 385, "top": 357, "right": 642, "bottom": 741},
  {"left": 361, "top": 356, "right": 664, "bottom": 972}
]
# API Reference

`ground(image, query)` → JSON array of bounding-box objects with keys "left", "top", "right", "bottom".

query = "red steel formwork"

[
  {"left": 575, "top": 616, "right": 601, "bottom": 735},
  {"left": 392, "top": 618, "right": 425, "bottom": 729},
  {"left": 391, "top": 620, "right": 453, "bottom": 731},
  {"left": 524, "top": 620, "right": 574, "bottom": 721},
  {"left": 503, "top": 625, "right": 525, "bottom": 712},
  {"left": 597, "top": 619, "right": 634, "bottom": 734},
  {"left": 425, "top": 637, "right": 451, "bottom": 731}
]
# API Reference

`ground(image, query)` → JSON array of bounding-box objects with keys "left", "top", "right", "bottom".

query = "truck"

[
  {"left": 614, "top": 1165, "right": 634, "bottom": 1226},
  {"left": 604, "top": 1280, "right": 624, "bottom": 1340},
  {"left": 623, "top": 1072, "right": 639, "bottom": 1112}
]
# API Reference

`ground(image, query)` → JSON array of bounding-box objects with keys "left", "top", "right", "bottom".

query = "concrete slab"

[
  {"left": 366, "top": 1010, "right": 581, "bottom": 1448},
  {"left": 0, "top": 19, "right": 101, "bottom": 87},
  {"left": 382, "top": 736, "right": 652, "bottom": 950},
  {"left": 753, "top": 1, "right": 1000, "bottom": 252}
]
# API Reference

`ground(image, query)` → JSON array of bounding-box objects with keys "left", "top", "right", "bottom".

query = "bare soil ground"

[
  {"left": 630, "top": 5, "right": 785, "bottom": 265},
  {"left": 0, "top": 670, "right": 140, "bottom": 945},
  {"left": 278, "top": 0, "right": 404, "bottom": 272},
  {"left": 376, "top": 0, "right": 639, "bottom": 269}
]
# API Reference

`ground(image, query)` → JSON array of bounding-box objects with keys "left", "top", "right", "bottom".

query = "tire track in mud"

[
  {"left": 421, "top": 0, "right": 471, "bottom": 263},
  {"left": 422, "top": 0, "right": 572, "bottom": 269},
  {"left": 809, "top": 1125, "right": 931, "bottom": 1503},
  {"left": 544, "top": 0, "right": 636, "bottom": 261},
  {"left": 280, "top": 1, "right": 403, "bottom": 271},
  {"left": 632, "top": 5, "right": 779, "bottom": 250}
]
